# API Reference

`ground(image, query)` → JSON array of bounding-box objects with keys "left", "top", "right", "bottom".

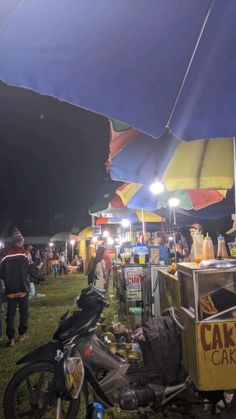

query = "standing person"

[
  {"left": 1, "top": 228, "right": 35, "bottom": 347},
  {"left": 59, "top": 252, "right": 67, "bottom": 275},
  {"left": 51, "top": 250, "right": 59, "bottom": 277},
  {"left": 175, "top": 229, "right": 190, "bottom": 262},
  {"left": 86, "top": 243, "right": 96, "bottom": 285},
  {"left": 88, "top": 246, "right": 107, "bottom": 290},
  {"left": 103, "top": 247, "right": 112, "bottom": 290},
  {"left": 0, "top": 279, "right": 5, "bottom": 340}
]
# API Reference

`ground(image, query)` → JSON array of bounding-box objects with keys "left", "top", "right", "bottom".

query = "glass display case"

[
  {"left": 177, "top": 263, "right": 236, "bottom": 391},
  {"left": 178, "top": 262, "right": 236, "bottom": 321}
]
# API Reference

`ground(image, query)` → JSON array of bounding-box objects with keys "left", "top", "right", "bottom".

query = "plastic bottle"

[
  {"left": 203, "top": 233, "right": 215, "bottom": 260},
  {"left": 217, "top": 234, "right": 229, "bottom": 259},
  {"left": 87, "top": 402, "right": 104, "bottom": 419},
  {"left": 193, "top": 230, "right": 204, "bottom": 263}
]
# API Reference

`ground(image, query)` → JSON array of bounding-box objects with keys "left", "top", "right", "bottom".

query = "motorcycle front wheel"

[{"left": 4, "top": 361, "right": 80, "bottom": 419}]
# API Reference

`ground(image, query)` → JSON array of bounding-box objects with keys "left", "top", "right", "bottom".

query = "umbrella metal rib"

[{"left": 166, "top": 0, "right": 215, "bottom": 128}]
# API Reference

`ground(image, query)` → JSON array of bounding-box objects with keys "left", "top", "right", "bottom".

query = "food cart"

[
  {"left": 113, "top": 242, "right": 169, "bottom": 327},
  {"left": 114, "top": 263, "right": 150, "bottom": 329},
  {"left": 157, "top": 261, "right": 236, "bottom": 391}
]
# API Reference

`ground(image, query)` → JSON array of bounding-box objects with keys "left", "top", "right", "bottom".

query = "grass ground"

[
  {"left": 0, "top": 274, "right": 95, "bottom": 417},
  {"left": 0, "top": 274, "right": 207, "bottom": 419}
]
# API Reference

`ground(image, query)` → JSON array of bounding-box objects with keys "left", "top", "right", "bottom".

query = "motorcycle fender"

[{"left": 16, "top": 340, "right": 62, "bottom": 365}]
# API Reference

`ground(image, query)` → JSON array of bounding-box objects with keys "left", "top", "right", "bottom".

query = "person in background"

[
  {"left": 0, "top": 278, "right": 5, "bottom": 341},
  {"left": 93, "top": 246, "right": 107, "bottom": 291},
  {"left": 51, "top": 250, "right": 60, "bottom": 277},
  {"left": 33, "top": 249, "right": 41, "bottom": 267},
  {"left": 175, "top": 229, "right": 190, "bottom": 262},
  {"left": 189, "top": 223, "right": 204, "bottom": 261},
  {"left": 86, "top": 243, "right": 96, "bottom": 285},
  {"left": 103, "top": 247, "right": 112, "bottom": 290},
  {"left": 72, "top": 254, "right": 79, "bottom": 266},
  {"left": 78, "top": 256, "right": 84, "bottom": 273},
  {"left": 59, "top": 252, "right": 67, "bottom": 275},
  {"left": 1, "top": 228, "right": 38, "bottom": 347}
]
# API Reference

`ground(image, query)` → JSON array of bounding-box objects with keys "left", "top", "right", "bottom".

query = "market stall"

[
  {"left": 152, "top": 260, "right": 236, "bottom": 391},
  {"left": 113, "top": 242, "right": 170, "bottom": 327}
]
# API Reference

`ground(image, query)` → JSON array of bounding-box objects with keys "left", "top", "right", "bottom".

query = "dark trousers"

[
  {"left": 6, "top": 295, "right": 29, "bottom": 339},
  {"left": 60, "top": 263, "right": 67, "bottom": 275},
  {"left": 0, "top": 293, "right": 4, "bottom": 338}
]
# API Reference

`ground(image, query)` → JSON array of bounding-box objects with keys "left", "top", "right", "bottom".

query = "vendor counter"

[
  {"left": 113, "top": 263, "right": 179, "bottom": 322},
  {"left": 152, "top": 267, "right": 180, "bottom": 315},
  {"left": 113, "top": 263, "right": 152, "bottom": 328}
]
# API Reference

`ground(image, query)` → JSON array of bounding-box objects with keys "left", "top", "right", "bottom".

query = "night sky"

[
  {"left": 0, "top": 1, "right": 234, "bottom": 240},
  {"left": 0, "top": 1, "right": 109, "bottom": 237},
  {"left": 0, "top": 82, "right": 109, "bottom": 236}
]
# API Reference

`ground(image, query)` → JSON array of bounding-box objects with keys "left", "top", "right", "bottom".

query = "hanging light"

[
  {"left": 49, "top": 242, "right": 54, "bottom": 247},
  {"left": 149, "top": 178, "right": 164, "bottom": 195},
  {"left": 103, "top": 230, "right": 109, "bottom": 238},
  {"left": 168, "top": 197, "right": 180, "bottom": 207},
  {"left": 121, "top": 218, "right": 130, "bottom": 228},
  {"left": 107, "top": 237, "right": 114, "bottom": 245}
]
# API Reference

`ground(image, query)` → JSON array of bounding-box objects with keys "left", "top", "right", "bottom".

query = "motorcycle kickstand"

[
  {"left": 55, "top": 397, "right": 62, "bottom": 419},
  {"left": 83, "top": 380, "right": 90, "bottom": 416}
]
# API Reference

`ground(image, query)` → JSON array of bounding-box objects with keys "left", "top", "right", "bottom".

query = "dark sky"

[
  {"left": 0, "top": 82, "right": 109, "bottom": 236},
  {"left": 0, "top": 1, "right": 234, "bottom": 239},
  {"left": 0, "top": 1, "right": 109, "bottom": 237}
]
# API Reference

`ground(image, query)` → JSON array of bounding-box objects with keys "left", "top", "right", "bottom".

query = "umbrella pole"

[
  {"left": 173, "top": 208, "right": 177, "bottom": 262},
  {"left": 234, "top": 137, "right": 236, "bottom": 214},
  {"left": 141, "top": 208, "right": 146, "bottom": 242}
]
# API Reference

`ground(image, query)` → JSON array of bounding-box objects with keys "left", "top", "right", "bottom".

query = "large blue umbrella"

[{"left": 0, "top": 1, "right": 236, "bottom": 140}]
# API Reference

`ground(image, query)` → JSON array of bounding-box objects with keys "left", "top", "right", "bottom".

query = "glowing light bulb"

[
  {"left": 168, "top": 197, "right": 180, "bottom": 207},
  {"left": 121, "top": 218, "right": 130, "bottom": 228},
  {"left": 149, "top": 179, "right": 164, "bottom": 195}
]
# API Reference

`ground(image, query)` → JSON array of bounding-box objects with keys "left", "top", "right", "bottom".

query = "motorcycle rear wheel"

[{"left": 4, "top": 361, "right": 80, "bottom": 419}]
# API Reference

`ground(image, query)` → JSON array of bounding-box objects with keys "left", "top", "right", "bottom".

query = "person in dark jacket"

[{"left": 1, "top": 228, "right": 35, "bottom": 347}]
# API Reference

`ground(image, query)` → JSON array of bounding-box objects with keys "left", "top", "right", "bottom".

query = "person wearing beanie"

[{"left": 0, "top": 228, "right": 38, "bottom": 347}]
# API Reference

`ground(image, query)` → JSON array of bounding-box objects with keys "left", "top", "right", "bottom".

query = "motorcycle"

[{"left": 4, "top": 285, "right": 236, "bottom": 418}]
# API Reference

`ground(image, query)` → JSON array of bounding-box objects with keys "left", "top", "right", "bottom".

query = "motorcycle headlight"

[{"left": 64, "top": 351, "right": 84, "bottom": 399}]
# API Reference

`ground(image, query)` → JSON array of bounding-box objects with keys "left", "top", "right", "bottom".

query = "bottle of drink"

[
  {"left": 193, "top": 230, "right": 204, "bottom": 263},
  {"left": 203, "top": 233, "right": 215, "bottom": 260},
  {"left": 87, "top": 402, "right": 104, "bottom": 419},
  {"left": 217, "top": 234, "right": 228, "bottom": 259}
]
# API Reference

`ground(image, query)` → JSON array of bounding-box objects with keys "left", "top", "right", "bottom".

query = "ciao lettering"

[{"left": 200, "top": 323, "right": 236, "bottom": 366}]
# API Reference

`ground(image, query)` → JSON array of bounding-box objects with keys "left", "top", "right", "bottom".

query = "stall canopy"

[
  {"left": 1, "top": 1, "right": 236, "bottom": 140},
  {"left": 116, "top": 183, "right": 227, "bottom": 211},
  {"left": 79, "top": 226, "right": 93, "bottom": 239},
  {"left": 108, "top": 121, "right": 234, "bottom": 190},
  {"left": 50, "top": 232, "right": 80, "bottom": 242},
  {"left": 89, "top": 196, "right": 165, "bottom": 223}
]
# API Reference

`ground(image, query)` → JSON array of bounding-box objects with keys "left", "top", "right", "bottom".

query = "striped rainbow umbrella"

[{"left": 116, "top": 183, "right": 227, "bottom": 211}]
